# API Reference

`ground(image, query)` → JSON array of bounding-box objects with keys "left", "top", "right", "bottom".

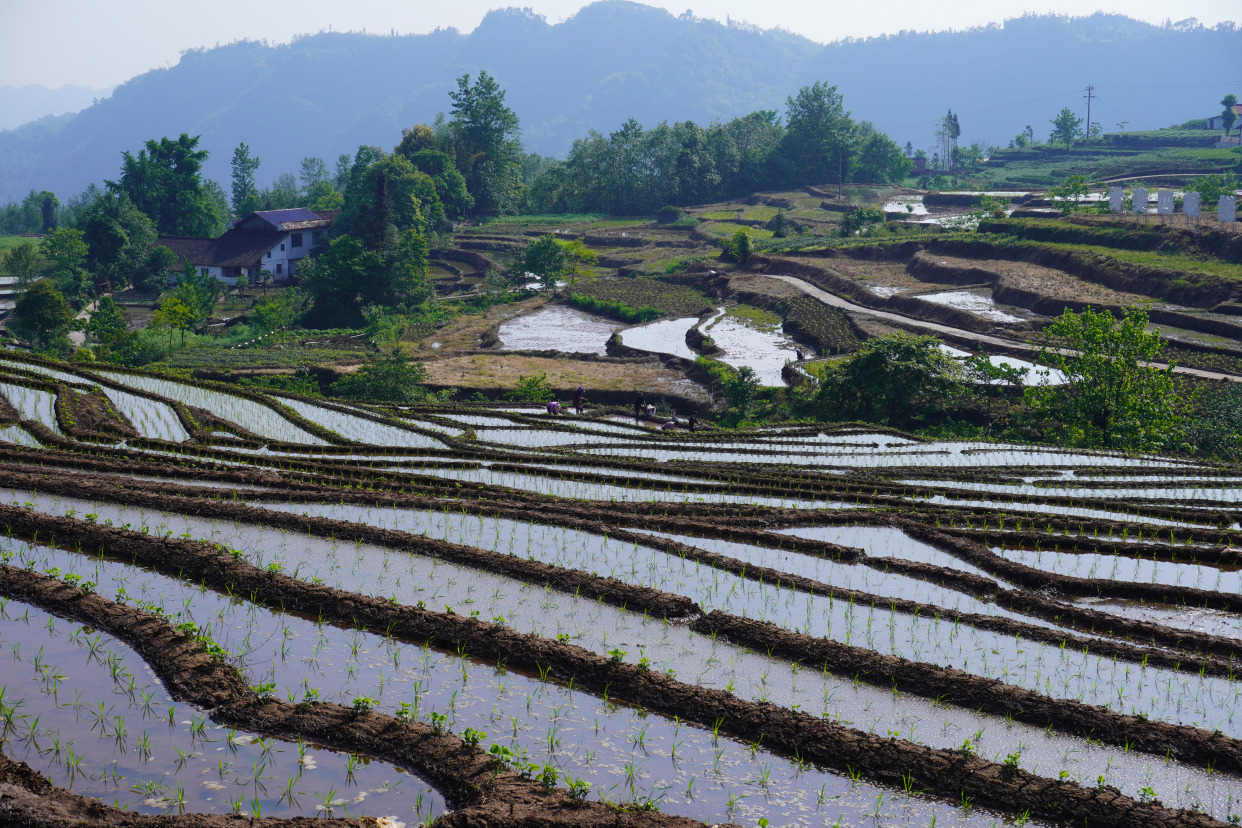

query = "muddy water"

[
  {"left": 703, "top": 312, "right": 806, "bottom": 387},
  {"left": 278, "top": 397, "right": 447, "bottom": 449},
  {"left": 918, "top": 290, "right": 1024, "bottom": 323},
  {"left": 776, "top": 525, "right": 994, "bottom": 578},
  {"left": 0, "top": 424, "right": 40, "bottom": 447},
  {"left": 96, "top": 371, "right": 327, "bottom": 446},
  {"left": 8, "top": 512, "right": 1238, "bottom": 820},
  {"left": 497, "top": 305, "right": 621, "bottom": 355},
  {"left": 0, "top": 597, "right": 444, "bottom": 821},
  {"left": 996, "top": 547, "right": 1242, "bottom": 594},
  {"left": 939, "top": 345, "right": 1066, "bottom": 386},
  {"left": 0, "top": 381, "right": 61, "bottom": 433},
  {"left": 906, "top": 477, "right": 1241, "bottom": 504},
  {"left": 619, "top": 317, "right": 699, "bottom": 360},
  {"left": 383, "top": 464, "right": 842, "bottom": 508},
  {"left": 905, "top": 494, "right": 1212, "bottom": 527},
  {"left": 3, "top": 542, "right": 1046, "bottom": 828}
]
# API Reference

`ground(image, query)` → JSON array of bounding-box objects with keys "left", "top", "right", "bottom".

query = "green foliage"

[
  {"left": 721, "top": 365, "right": 761, "bottom": 416},
  {"left": 814, "top": 333, "right": 963, "bottom": 427},
  {"left": 568, "top": 294, "right": 659, "bottom": 322},
  {"left": 839, "top": 207, "right": 886, "bottom": 237},
  {"left": 77, "top": 191, "right": 159, "bottom": 292},
  {"left": 1189, "top": 172, "right": 1239, "bottom": 206},
  {"left": 86, "top": 297, "right": 138, "bottom": 363},
  {"left": 1221, "top": 93, "right": 1239, "bottom": 137},
  {"left": 568, "top": 277, "right": 710, "bottom": 317},
  {"left": 1049, "top": 174, "right": 1092, "bottom": 214},
  {"left": 506, "top": 372, "right": 555, "bottom": 403},
  {"left": 1187, "top": 383, "right": 1242, "bottom": 461},
  {"left": 300, "top": 228, "right": 432, "bottom": 327},
  {"left": 1049, "top": 107, "right": 1085, "bottom": 151},
  {"left": 230, "top": 142, "right": 262, "bottom": 216},
  {"left": 656, "top": 205, "right": 686, "bottom": 224},
  {"left": 41, "top": 228, "right": 90, "bottom": 299},
  {"left": 1024, "top": 307, "right": 1186, "bottom": 450},
  {"left": 150, "top": 295, "right": 198, "bottom": 356},
  {"left": 108, "top": 133, "right": 223, "bottom": 236},
  {"left": 10, "top": 281, "right": 73, "bottom": 355},
  {"left": 332, "top": 349, "right": 429, "bottom": 403},
  {"left": 449, "top": 71, "right": 523, "bottom": 216},
  {"left": 237, "top": 369, "right": 321, "bottom": 397},
  {"left": 1, "top": 241, "right": 39, "bottom": 290},
  {"left": 723, "top": 227, "right": 754, "bottom": 264},
  {"left": 518, "top": 234, "right": 566, "bottom": 290},
  {"left": 781, "top": 81, "right": 854, "bottom": 187}
]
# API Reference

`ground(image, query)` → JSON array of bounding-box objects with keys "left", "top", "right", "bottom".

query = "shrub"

[
  {"left": 655, "top": 205, "right": 686, "bottom": 224},
  {"left": 332, "top": 348, "right": 429, "bottom": 403}
]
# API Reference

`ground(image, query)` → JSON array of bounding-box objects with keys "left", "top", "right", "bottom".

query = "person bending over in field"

[{"left": 547, "top": 400, "right": 562, "bottom": 415}]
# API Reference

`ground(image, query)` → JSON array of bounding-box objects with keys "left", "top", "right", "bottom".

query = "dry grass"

[
  {"left": 404, "top": 296, "right": 550, "bottom": 352},
  {"left": 419, "top": 353, "right": 708, "bottom": 399}
]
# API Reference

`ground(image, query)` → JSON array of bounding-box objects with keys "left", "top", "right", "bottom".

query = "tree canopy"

[
  {"left": 1025, "top": 307, "right": 1186, "bottom": 450},
  {"left": 9, "top": 280, "right": 73, "bottom": 355},
  {"left": 108, "top": 134, "right": 224, "bottom": 236},
  {"left": 814, "top": 333, "right": 963, "bottom": 428},
  {"left": 448, "top": 72, "right": 523, "bottom": 216}
]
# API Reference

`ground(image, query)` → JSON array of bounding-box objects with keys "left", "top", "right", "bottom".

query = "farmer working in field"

[{"left": 573, "top": 384, "right": 586, "bottom": 414}]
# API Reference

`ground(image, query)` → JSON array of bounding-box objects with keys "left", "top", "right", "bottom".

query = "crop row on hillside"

[{"left": 566, "top": 276, "right": 713, "bottom": 317}]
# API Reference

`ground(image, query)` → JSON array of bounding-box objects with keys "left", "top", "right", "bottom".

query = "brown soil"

[{"left": 420, "top": 353, "right": 708, "bottom": 401}]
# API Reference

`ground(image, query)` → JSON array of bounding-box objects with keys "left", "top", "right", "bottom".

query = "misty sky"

[{"left": 2, "top": 0, "right": 1237, "bottom": 89}]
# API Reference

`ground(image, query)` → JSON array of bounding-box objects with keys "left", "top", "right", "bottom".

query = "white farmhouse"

[{"left": 155, "top": 208, "right": 335, "bottom": 285}]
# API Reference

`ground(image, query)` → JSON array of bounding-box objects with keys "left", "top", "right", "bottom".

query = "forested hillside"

[{"left": 0, "top": 1, "right": 1235, "bottom": 202}]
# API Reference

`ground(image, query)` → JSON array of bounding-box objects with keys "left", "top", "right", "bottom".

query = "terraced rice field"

[{"left": 1, "top": 350, "right": 1241, "bottom": 828}]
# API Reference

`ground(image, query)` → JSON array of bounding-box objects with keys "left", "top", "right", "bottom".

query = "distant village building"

[
  {"left": 156, "top": 208, "right": 335, "bottom": 285},
  {"left": 1205, "top": 104, "right": 1242, "bottom": 131}
]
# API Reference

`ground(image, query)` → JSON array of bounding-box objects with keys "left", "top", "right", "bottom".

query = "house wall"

[{"left": 260, "top": 229, "right": 326, "bottom": 283}]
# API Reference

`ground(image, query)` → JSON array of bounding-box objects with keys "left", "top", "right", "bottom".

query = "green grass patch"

[
  {"left": 698, "top": 210, "right": 742, "bottom": 220},
  {"left": 699, "top": 221, "right": 775, "bottom": 239},
  {"left": 0, "top": 235, "right": 40, "bottom": 252},
  {"left": 1027, "top": 240, "right": 1242, "bottom": 281},
  {"left": 715, "top": 304, "right": 782, "bottom": 332},
  {"left": 567, "top": 293, "right": 660, "bottom": 322},
  {"left": 592, "top": 218, "right": 649, "bottom": 229},
  {"left": 741, "top": 205, "right": 779, "bottom": 221}
]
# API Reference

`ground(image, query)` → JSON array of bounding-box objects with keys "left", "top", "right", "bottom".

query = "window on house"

[
  {"left": 280, "top": 243, "right": 285, "bottom": 251},
  {"left": 276, "top": 264, "right": 283, "bottom": 274},
  {"left": 200, "top": 268, "right": 209, "bottom": 276},
  {"left": 290, "top": 233, "right": 303, "bottom": 248},
  {"left": 267, "top": 251, "right": 271, "bottom": 258}
]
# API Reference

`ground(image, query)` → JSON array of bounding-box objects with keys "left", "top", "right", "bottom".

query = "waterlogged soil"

[
  {"left": 3, "top": 540, "right": 1080, "bottom": 828},
  {"left": 497, "top": 305, "right": 623, "bottom": 355},
  {"left": 618, "top": 317, "right": 698, "bottom": 360},
  {"left": 1, "top": 518, "right": 1235, "bottom": 827},
  {"left": 0, "top": 598, "right": 445, "bottom": 821},
  {"left": 2, "top": 494, "right": 1242, "bottom": 821}
]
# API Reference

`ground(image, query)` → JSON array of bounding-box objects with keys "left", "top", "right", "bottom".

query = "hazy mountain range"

[{"left": 0, "top": 2, "right": 1236, "bottom": 203}]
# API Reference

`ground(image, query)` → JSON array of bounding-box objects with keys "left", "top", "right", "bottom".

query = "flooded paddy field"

[{"left": 0, "top": 352, "right": 1240, "bottom": 827}]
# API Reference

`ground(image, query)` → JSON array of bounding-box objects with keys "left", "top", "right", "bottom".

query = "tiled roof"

[
  {"left": 254, "top": 208, "right": 321, "bottom": 225},
  {"left": 155, "top": 228, "right": 286, "bottom": 269}
]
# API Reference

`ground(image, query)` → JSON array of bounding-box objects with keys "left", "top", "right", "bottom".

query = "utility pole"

[{"left": 1083, "top": 85, "right": 1097, "bottom": 139}]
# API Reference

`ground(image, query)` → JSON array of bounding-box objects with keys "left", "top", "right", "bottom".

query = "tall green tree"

[
  {"left": 85, "top": 296, "right": 137, "bottom": 362},
  {"left": 1049, "top": 107, "right": 1084, "bottom": 152},
  {"left": 230, "top": 143, "right": 262, "bottom": 216},
  {"left": 780, "top": 82, "right": 855, "bottom": 188},
  {"left": 77, "top": 191, "right": 159, "bottom": 292},
  {"left": 517, "top": 235, "right": 565, "bottom": 291},
  {"left": 2, "top": 241, "right": 40, "bottom": 292},
  {"left": 40, "top": 228, "right": 90, "bottom": 299},
  {"left": 448, "top": 71, "right": 523, "bottom": 215},
  {"left": 9, "top": 280, "right": 73, "bottom": 355},
  {"left": 1025, "top": 307, "right": 1186, "bottom": 450},
  {"left": 815, "top": 333, "right": 963, "bottom": 427},
  {"left": 109, "top": 134, "right": 223, "bottom": 236},
  {"left": 1221, "top": 93, "right": 1239, "bottom": 137}
]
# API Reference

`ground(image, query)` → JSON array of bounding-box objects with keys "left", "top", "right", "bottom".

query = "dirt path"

[{"left": 766, "top": 274, "right": 1242, "bottom": 382}]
